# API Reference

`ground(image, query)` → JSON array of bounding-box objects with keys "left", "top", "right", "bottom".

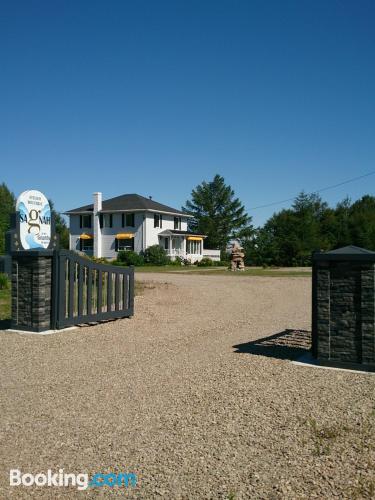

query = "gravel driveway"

[{"left": 0, "top": 273, "right": 374, "bottom": 499}]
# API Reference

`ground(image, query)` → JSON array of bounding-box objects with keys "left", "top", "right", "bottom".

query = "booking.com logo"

[{"left": 10, "top": 469, "right": 137, "bottom": 490}]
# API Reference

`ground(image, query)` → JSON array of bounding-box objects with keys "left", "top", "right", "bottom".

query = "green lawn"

[
  {"left": 0, "top": 288, "right": 11, "bottom": 321},
  {"left": 135, "top": 265, "right": 312, "bottom": 277}
]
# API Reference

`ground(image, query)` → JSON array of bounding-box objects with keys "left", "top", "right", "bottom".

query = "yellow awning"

[
  {"left": 116, "top": 233, "right": 135, "bottom": 239},
  {"left": 80, "top": 233, "right": 93, "bottom": 240},
  {"left": 187, "top": 236, "right": 203, "bottom": 241}
]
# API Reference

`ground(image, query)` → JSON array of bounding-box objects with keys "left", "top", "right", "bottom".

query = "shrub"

[
  {"left": 0, "top": 273, "right": 9, "bottom": 290},
  {"left": 197, "top": 257, "right": 214, "bottom": 267},
  {"left": 216, "top": 260, "right": 229, "bottom": 267},
  {"left": 117, "top": 250, "right": 144, "bottom": 266},
  {"left": 90, "top": 256, "right": 110, "bottom": 265},
  {"left": 170, "top": 256, "right": 183, "bottom": 266},
  {"left": 143, "top": 245, "right": 170, "bottom": 266}
]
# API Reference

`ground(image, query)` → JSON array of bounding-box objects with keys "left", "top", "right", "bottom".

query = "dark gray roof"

[
  {"left": 314, "top": 245, "right": 375, "bottom": 262},
  {"left": 65, "top": 193, "right": 189, "bottom": 216},
  {"left": 159, "top": 229, "right": 206, "bottom": 237},
  {"left": 325, "top": 245, "right": 375, "bottom": 255}
]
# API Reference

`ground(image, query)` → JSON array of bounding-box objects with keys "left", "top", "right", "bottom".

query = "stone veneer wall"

[
  {"left": 11, "top": 254, "right": 53, "bottom": 332},
  {"left": 313, "top": 260, "right": 375, "bottom": 368}
]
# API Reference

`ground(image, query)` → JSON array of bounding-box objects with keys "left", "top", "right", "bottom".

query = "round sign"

[{"left": 16, "top": 190, "right": 51, "bottom": 250}]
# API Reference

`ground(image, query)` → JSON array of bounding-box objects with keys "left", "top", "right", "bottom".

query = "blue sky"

[{"left": 1, "top": 0, "right": 374, "bottom": 227}]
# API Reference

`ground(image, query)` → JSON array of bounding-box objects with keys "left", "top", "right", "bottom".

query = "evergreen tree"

[
  {"left": 0, "top": 183, "right": 16, "bottom": 254},
  {"left": 183, "top": 175, "right": 252, "bottom": 250}
]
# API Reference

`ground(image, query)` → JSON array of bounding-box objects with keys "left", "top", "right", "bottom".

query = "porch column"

[
  {"left": 183, "top": 237, "right": 187, "bottom": 257},
  {"left": 168, "top": 237, "right": 172, "bottom": 256}
]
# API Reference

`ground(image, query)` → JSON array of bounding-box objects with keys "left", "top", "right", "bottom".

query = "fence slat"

[
  {"left": 115, "top": 274, "right": 120, "bottom": 311},
  {"left": 129, "top": 267, "right": 134, "bottom": 314},
  {"left": 68, "top": 258, "right": 75, "bottom": 319},
  {"left": 60, "top": 255, "right": 67, "bottom": 325},
  {"left": 123, "top": 273, "right": 128, "bottom": 310},
  {"left": 87, "top": 268, "right": 92, "bottom": 316},
  {"left": 97, "top": 270, "right": 102, "bottom": 314},
  {"left": 107, "top": 272, "right": 112, "bottom": 312},
  {"left": 78, "top": 264, "right": 83, "bottom": 317}
]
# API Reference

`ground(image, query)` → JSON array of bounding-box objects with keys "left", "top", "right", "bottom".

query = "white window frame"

[
  {"left": 117, "top": 238, "right": 134, "bottom": 251},
  {"left": 187, "top": 240, "right": 202, "bottom": 255},
  {"left": 81, "top": 239, "right": 93, "bottom": 253},
  {"left": 81, "top": 214, "right": 92, "bottom": 228},
  {"left": 103, "top": 214, "right": 112, "bottom": 228}
]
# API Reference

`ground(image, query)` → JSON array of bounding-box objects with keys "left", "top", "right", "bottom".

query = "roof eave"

[{"left": 66, "top": 208, "right": 193, "bottom": 217}]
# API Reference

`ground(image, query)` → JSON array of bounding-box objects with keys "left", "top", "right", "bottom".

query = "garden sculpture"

[{"left": 230, "top": 243, "right": 245, "bottom": 271}]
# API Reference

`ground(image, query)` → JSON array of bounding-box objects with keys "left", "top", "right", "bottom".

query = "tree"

[
  {"left": 183, "top": 175, "right": 253, "bottom": 250},
  {"left": 247, "top": 192, "right": 331, "bottom": 266},
  {"left": 49, "top": 200, "right": 69, "bottom": 249},
  {"left": 349, "top": 195, "right": 375, "bottom": 250},
  {"left": 0, "top": 183, "right": 15, "bottom": 254}
]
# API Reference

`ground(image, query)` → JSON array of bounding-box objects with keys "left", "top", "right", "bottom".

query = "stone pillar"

[
  {"left": 361, "top": 265, "right": 375, "bottom": 365},
  {"left": 11, "top": 251, "right": 54, "bottom": 332},
  {"left": 312, "top": 247, "right": 375, "bottom": 370},
  {"left": 315, "top": 262, "right": 331, "bottom": 361}
]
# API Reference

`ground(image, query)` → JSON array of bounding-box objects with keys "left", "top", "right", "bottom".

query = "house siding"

[
  {"left": 145, "top": 213, "right": 188, "bottom": 247},
  {"left": 100, "top": 213, "right": 144, "bottom": 258},
  {"left": 69, "top": 212, "right": 189, "bottom": 259}
]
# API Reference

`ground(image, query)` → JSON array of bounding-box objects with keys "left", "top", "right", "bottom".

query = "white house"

[{"left": 65, "top": 192, "right": 219, "bottom": 262}]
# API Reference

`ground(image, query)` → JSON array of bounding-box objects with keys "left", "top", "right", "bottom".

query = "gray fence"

[{"left": 52, "top": 250, "right": 134, "bottom": 329}]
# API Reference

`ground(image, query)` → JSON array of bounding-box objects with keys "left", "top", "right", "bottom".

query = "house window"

[
  {"left": 174, "top": 217, "right": 181, "bottom": 230},
  {"left": 187, "top": 240, "right": 201, "bottom": 254},
  {"left": 116, "top": 238, "right": 134, "bottom": 252},
  {"left": 154, "top": 214, "right": 162, "bottom": 228},
  {"left": 122, "top": 213, "right": 135, "bottom": 227},
  {"left": 164, "top": 237, "right": 169, "bottom": 250},
  {"left": 100, "top": 214, "right": 113, "bottom": 228},
  {"left": 80, "top": 238, "right": 93, "bottom": 253},
  {"left": 80, "top": 215, "right": 92, "bottom": 228}
]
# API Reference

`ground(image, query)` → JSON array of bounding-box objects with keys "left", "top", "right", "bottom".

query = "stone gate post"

[{"left": 11, "top": 250, "right": 54, "bottom": 332}]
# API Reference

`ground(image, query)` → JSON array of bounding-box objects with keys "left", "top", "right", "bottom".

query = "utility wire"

[{"left": 248, "top": 170, "right": 375, "bottom": 210}]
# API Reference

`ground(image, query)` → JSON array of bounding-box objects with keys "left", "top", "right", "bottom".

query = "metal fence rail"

[{"left": 53, "top": 250, "right": 134, "bottom": 329}]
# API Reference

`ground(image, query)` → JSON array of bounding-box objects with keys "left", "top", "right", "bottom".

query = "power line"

[{"left": 248, "top": 170, "right": 375, "bottom": 210}]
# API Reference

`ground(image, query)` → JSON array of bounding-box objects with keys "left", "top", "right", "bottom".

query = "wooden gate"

[{"left": 52, "top": 250, "right": 134, "bottom": 329}]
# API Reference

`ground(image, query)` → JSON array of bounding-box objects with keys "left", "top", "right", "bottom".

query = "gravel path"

[{"left": 0, "top": 273, "right": 374, "bottom": 499}]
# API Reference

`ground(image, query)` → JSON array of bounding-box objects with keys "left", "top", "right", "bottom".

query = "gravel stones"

[{"left": 0, "top": 273, "right": 374, "bottom": 499}]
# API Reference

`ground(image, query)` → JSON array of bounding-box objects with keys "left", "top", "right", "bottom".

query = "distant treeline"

[
  {"left": 242, "top": 193, "right": 375, "bottom": 267},
  {"left": 1, "top": 180, "right": 374, "bottom": 267}
]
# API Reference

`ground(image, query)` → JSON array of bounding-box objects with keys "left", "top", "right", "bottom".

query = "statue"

[{"left": 230, "top": 243, "right": 245, "bottom": 271}]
